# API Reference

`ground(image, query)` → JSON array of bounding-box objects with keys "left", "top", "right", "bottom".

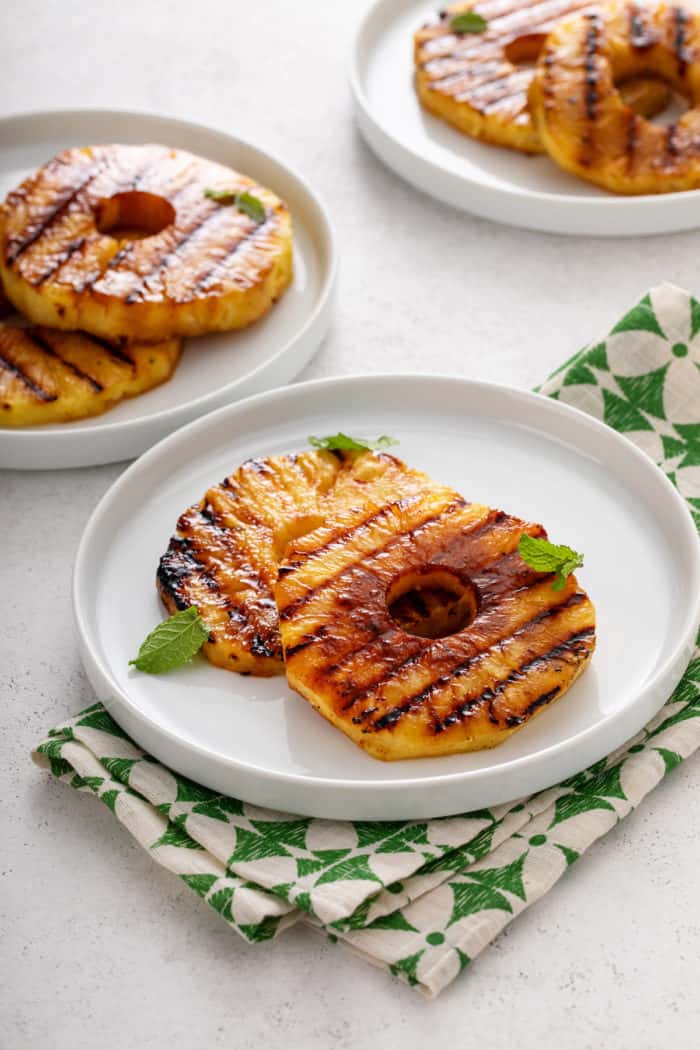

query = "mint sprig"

[
  {"left": 308, "top": 433, "right": 399, "bottom": 452},
  {"left": 450, "top": 11, "right": 488, "bottom": 33},
  {"left": 129, "top": 607, "right": 210, "bottom": 674},
  {"left": 204, "top": 188, "right": 266, "bottom": 224},
  {"left": 518, "top": 534, "right": 584, "bottom": 591}
]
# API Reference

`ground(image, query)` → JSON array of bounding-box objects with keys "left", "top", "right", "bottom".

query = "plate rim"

[
  {"left": 349, "top": 0, "right": 700, "bottom": 236},
  {"left": 72, "top": 373, "right": 700, "bottom": 816},
  {"left": 0, "top": 107, "right": 337, "bottom": 462}
]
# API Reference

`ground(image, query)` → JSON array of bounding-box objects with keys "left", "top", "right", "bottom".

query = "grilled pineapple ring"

[
  {"left": 0, "top": 323, "right": 181, "bottom": 426},
  {"left": 276, "top": 496, "right": 596, "bottom": 761},
  {"left": 530, "top": 3, "right": 700, "bottom": 193},
  {"left": 0, "top": 144, "right": 293, "bottom": 341},
  {"left": 414, "top": 2, "right": 671, "bottom": 154}
]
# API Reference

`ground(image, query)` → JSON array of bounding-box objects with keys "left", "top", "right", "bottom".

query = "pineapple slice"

[
  {"left": 0, "top": 144, "right": 293, "bottom": 341},
  {"left": 276, "top": 492, "right": 595, "bottom": 760},
  {"left": 0, "top": 323, "right": 181, "bottom": 426}
]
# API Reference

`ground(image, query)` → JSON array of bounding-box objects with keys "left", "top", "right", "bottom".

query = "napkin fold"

[{"left": 33, "top": 282, "right": 700, "bottom": 997}]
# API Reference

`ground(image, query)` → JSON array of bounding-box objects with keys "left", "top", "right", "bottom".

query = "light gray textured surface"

[{"left": 2, "top": 2, "right": 699, "bottom": 1047}]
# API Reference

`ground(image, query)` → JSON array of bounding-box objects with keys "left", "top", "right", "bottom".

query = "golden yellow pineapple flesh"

[
  {"left": 276, "top": 490, "right": 595, "bottom": 760},
  {"left": 0, "top": 144, "right": 293, "bottom": 341},
  {"left": 0, "top": 323, "right": 181, "bottom": 426},
  {"left": 157, "top": 450, "right": 444, "bottom": 676}
]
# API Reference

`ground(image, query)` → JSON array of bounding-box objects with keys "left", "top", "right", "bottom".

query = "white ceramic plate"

[
  {"left": 351, "top": 0, "right": 700, "bottom": 236},
  {"left": 0, "top": 109, "right": 336, "bottom": 469},
  {"left": 73, "top": 375, "right": 700, "bottom": 820}
]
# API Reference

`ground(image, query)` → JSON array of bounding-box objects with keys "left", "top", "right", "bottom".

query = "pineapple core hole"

[
  {"left": 95, "top": 191, "right": 176, "bottom": 241},
  {"left": 387, "top": 566, "right": 478, "bottom": 640},
  {"left": 504, "top": 33, "right": 546, "bottom": 69}
]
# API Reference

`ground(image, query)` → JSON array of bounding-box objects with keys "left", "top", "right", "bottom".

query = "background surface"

[{"left": 2, "top": 2, "right": 699, "bottom": 1047}]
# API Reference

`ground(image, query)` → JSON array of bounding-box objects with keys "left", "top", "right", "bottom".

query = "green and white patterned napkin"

[{"left": 33, "top": 282, "right": 700, "bottom": 998}]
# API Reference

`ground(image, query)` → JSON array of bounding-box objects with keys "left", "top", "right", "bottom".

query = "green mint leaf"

[
  {"left": 203, "top": 188, "right": 266, "bottom": 224},
  {"left": 129, "top": 607, "right": 210, "bottom": 674},
  {"left": 450, "top": 11, "right": 488, "bottom": 33},
  {"left": 204, "top": 188, "right": 237, "bottom": 204},
  {"left": 308, "top": 433, "right": 399, "bottom": 452},
  {"left": 518, "top": 534, "right": 584, "bottom": 590},
  {"left": 235, "top": 191, "right": 266, "bottom": 224}
]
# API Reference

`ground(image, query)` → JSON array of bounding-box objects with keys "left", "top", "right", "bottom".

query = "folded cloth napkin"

[{"left": 33, "top": 282, "right": 700, "bottom": 998}]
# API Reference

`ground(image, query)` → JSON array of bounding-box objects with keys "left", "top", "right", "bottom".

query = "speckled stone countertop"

[{"left": 2, "top": 2, "right": 700, "bottom": 1047}]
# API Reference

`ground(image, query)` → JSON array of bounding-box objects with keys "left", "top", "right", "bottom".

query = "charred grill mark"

[
  {"left": 0, "top": 350, "right": 57, "bottom": 402},
  {"left": 284, "top": 625, "right": 329, "bottom": 660},
  {"left": 505, "top": 686, "right": 561, "bottom": 726},
  {"left": 188, "top": 215, "right": 272, "bottom": 298},
  {"left": 157, "top": 540, "right": 197, "bottom": 610},
  {"left": 626, "top": 110, "right": 639, "bottom": 172},
  {"left": 629, "top": 3, "right": 653, "bottom": 49},
  {"left": 199, "top": 504, "right": 218, "bottom": 525},
  {"left": 250, "top": 633, "right": 277, "bottom": 658},
  {"left": 446, "top": 71, "right": 525, "bottom": 110},
  {"left": 372, "top": 704, "right": 410, "bottom": 730},
  {"left": 177, "top": 501, "right": 271, "bottom": 604},
  {"left": 460, "top": 508, "right": 506, "bottom": 541},
  {"left": 440, "top": 627, "right": 592, "bottom": 731},
  {"left": 278, "top": 497, "right": 476, "bottom": 622},
  {"left": 370, "top": 626, "right": 593, "bottom": 734},
  {"left": 583, "top": 13, "right": 601, "bottom": 122},
  {"left": 667, "top": 122, "right": 679, "bottom": 158},
  {"left": 629, "top": 3, "right": 643, "bottom": 47},
  {"left": 352, "top": 596, "right": 591, "bottom": 724},
  {"left": 5, "top": 165, "right": 100, "bottom": 264},
  {"left": 194, "top": 500, "right": 235, "bottom": 533},
  {"left": 105, "top": 245, "right": 132, "bottom": 272},
  {"left": 423, "top": 0, "right": 604, "bottom": 101},
  {"left": 543, "top": 46, "right": 554, "bottom": 104},
  {"left": 85, "top": 335, "right": 134, "bottom": 366},
  {"left": 157, "top": 536, "right": 222, "bottom": 609},
  {"left": 320, "top": 628, "right": 427, "bottom": 698},
  {"left": 283, "top": 494, "right": 447, "bottom": 573},
  {"left": 27, "top": 331, "right": 103, "bottom": 392},
  {"left": 245, "top": 457, "right": 273, "bottom": 475},
  {"left": 123, "top": 204, "right": 223, "bottom": 303},
  {"left": 32, "top": 236, "right": 86, "bottom": 287},
  {"left": 673, "top": 6, "right": 690, "bottom": 75}
]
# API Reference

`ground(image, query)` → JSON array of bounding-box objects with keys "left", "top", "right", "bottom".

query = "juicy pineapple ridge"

[{"left": 275, "top": 486, "right": 596, "bottom": 761}]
